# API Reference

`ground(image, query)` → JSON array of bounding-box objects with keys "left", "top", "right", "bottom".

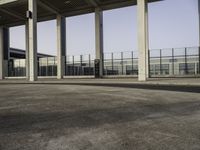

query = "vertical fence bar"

[
  {"left": 131, "top": 51, "right": 134, "bottom": 75},
  {"left": 89, "top": 54, "right": 91, "bottom": 75},
  {"left": 80, "top": 55, "right": 82, "bottom": 76},
  {"left": 148, "top": 50, "right": 150, "bottom": 77},
  {"left": 54, "top": 57, "right": 56, "bottom": 76},
  {"left": 18, "top": 60, "right": 20, "bottom": 76},
  {"left": 199, "top": 47, "right": 200, "bottom": 74},
  {"left": 111, "top": 53, "right": 114, "bottom": 75},
  {"left": 51, "top": 57, "right": 54, "bottom": 76},
  {"left": 159, "top": 49, "right": 162, "bottom": 75},
  {"left": 121, "top": 52, "right": 124, "bottom": 75},
  {"left": 46, "top": 57, "right": 48, "bottom": 76},
  {"left": 39, "top": 59, "right": 41, "bottom": 76},
  {"left": 66, "top": 56, "right": 68, "bottom": 76},
  {"left": 64, "top": 56, "right": 66, "bottom": 76},
  {"left": 185, "top": 48, "right": 188, "bottom": 74},
  {"left": 172, "top": 48, "right": 174, "bottom": 75},
  {"left": 72, "top": 56, "right": 74, "bottom": 76}
]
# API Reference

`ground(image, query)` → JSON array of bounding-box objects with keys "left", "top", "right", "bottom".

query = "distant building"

[{"left": 10, "top": 48, "right": 53, "bottom": 59}]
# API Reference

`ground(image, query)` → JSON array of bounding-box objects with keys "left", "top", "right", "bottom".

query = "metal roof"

[
  {"left": 10, "top": 47, "right": 53, "bottom": 58},
  {"left": 0, "top": 0, "right": 161, "bottom": 27}
]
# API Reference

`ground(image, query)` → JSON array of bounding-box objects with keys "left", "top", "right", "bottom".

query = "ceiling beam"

[
  {"left": 85, "top": 0, "right": 100, "bottom": 7},
  {"left": 38, "top": 0, "right": 60, "bottom": 15},
  {"left": 0, "top": 8, "right": 25, "bottom": 20},
  {"left": 0, "top": 0, "right": 18, "bottom": 5}
]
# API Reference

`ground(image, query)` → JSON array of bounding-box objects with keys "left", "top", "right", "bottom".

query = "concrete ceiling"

[{"left": 0, "top": 0, "right": 161, "bottom": 27}]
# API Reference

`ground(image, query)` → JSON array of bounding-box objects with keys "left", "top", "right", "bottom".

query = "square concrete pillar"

[
  {"left": 25, "top": 22, "right": 29, "bottom": 80},
  {"left": 0, "top": 28, "right": 4, "bottom": 80},
  {"left": 28, "top": 0, "right": 37, "bottom": 81},
  {"left": 57, "top": 15, "right": 66, "bottom": 79},
  {"left": 0, "top": 27, "right": 9, "bottom": 80},
  {"left": 95, "top": 8, "right": 104, "bottom": 78},
  {"left": 198, "top": 0, "right": 200, "bottom": 73},
  {"left": 198, "top": 0, "right": 200, "bottom": 46},
  {"left": 137, "top": 0, "right": 149, "bottom": 81}
]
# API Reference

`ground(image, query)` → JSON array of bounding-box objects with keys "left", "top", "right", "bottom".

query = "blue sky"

[{"left": 10, "top": 0, "right": 198, "bottom": 56}]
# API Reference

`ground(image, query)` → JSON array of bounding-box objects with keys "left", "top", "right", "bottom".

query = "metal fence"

[
  {"left": 65, "top": 54, "right": 95, "bottom": 76},
  {"left": 8, "top": 59, "right": 26, "bottom": 77},
  {"left": 38, "top": 57, "right": 57, "bottom": 76},
  {"left": 103, "top": 51, "right": 138, "bottom": 76},
  {"left": 7, "top": 47, "right": 200, "bottom": 77},
  {"left": 149, "top": 47, "right": 200, "bottom": 76}
]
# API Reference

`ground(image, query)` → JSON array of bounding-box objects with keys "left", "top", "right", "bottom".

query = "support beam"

[
  {"left": 137, "top": 0, "right": 149, "bottom": 81},
  {"left": 95, "top": 8, "right": 104, "bottom": 77},
  {"left": 0, "top": 0, "right": 18, "bottom": 5},
  {"left": 85, "top": 0, "right": 99, "bottom": 7},
  {"left": 0, "top": 8, "right": 25, "bottom": 20},
  {"left": 0, "top": 27, "right": 9, "bottom": 79},
  {"left": 38, "top": 0, "right": 60, "bottom": 15},
  {"left": 57, "top": 15, "right": 66, "bottom": 79},
  {"left": 28, "top": 0, "right": 37, "bottom": 81}
]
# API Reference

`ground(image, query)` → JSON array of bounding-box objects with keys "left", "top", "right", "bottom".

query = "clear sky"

[{"left": 10, "top": 0, "right": 199, "bottom": 56}]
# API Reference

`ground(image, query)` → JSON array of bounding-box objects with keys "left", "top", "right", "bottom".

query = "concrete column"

[
  {"left": 137, "top": 0, "right": 149, "bottom": 81},
  {"left": 0, "top": 28, "right": 4, "bottom": 80},
  {"left": 95, "top": 8, "right": 104, "bottom": 77},
  {"left": 0, "top": 27, "right": 9, "bottom": 80},
  {"left": 57, "top": 15, "right": 66, "bottom": 79},
  {"left": 25, "top": 22, "right": 29, "bottom": 80},
  {"left": 198, "top": 0, "right": 200, "bottom": 46},
  {"left": 28, "top": 0, "right": 37, "bottom": 81},
  {"left": 198, "top": 0, "right": 200, "bottom": 73}
]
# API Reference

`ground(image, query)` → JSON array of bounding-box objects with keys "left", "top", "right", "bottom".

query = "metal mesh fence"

[{"left": 7, "top": 47, "right": 200, "bottom": 77}]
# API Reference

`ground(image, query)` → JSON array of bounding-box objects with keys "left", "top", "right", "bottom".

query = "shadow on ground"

[{"left": 0, "top": 100, "right": 199, "bottom": 135}]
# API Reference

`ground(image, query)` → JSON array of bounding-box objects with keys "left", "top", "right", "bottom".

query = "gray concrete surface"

[
  {"left": 0, "top": 83, "right": 200, "bottom": 150},
  {"left": 1, "top": 77, "right": 200, "bottom": 86}
]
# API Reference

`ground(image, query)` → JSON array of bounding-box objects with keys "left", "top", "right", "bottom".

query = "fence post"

[
  {"left": 72, "top": 56, "right": 74, "bottom": 76},
  {"left": 80, "top": 55, "right": 83, "bottom": 76},
  {"left": 131, "top": 51, "right": 134, "bottom": 75},
  {"left": 121, "top": 52, "right": 123, "bottom": 75},
  {"left": 46, "top": 57, "right": 48, "bottom": 76},
  {"left": 64, "top": 56, "right": 66, "bottom": 76},
  {"left": 89, "top": 54, "right": 91, "bottom": 75},
  {"left": 185, "top": 48, "right": 188, "bottom": 74},
  {"left": 39, "top": 59, "right": 40, "bottom": 76},
  {"left": 111, "top": 53, "right": 114, "bottom": 75},
  {"left": 160, "top": 49, "right": 162, "bottom": 75},
  {"left": 172, "top": 48, "right": 174, "bottom": 75},
  {"left": 148, "top": 50, "right": 150, "bottom": 77},
  {"left": 18, "top": 59, "right": 20, "bottom": 76},
  {"left": 199, "top": 47, "right": 200, "bottom": 74}
]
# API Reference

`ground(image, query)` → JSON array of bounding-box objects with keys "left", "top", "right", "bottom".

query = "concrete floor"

[{"left": 0, "top": 83, "right": 200, "bottom": 150}]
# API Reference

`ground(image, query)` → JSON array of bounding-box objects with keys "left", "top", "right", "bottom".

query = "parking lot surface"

[{"left": 0, "top": 83, "right": 200, "bottom": 150}]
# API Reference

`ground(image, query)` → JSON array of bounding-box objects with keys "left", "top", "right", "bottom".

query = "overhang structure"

[
  {"left": 0, "top": 0, "right": 160, "bottom": 27},
  {"left": 0, "top": 0, "right": 162, "bottom": 81}
]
